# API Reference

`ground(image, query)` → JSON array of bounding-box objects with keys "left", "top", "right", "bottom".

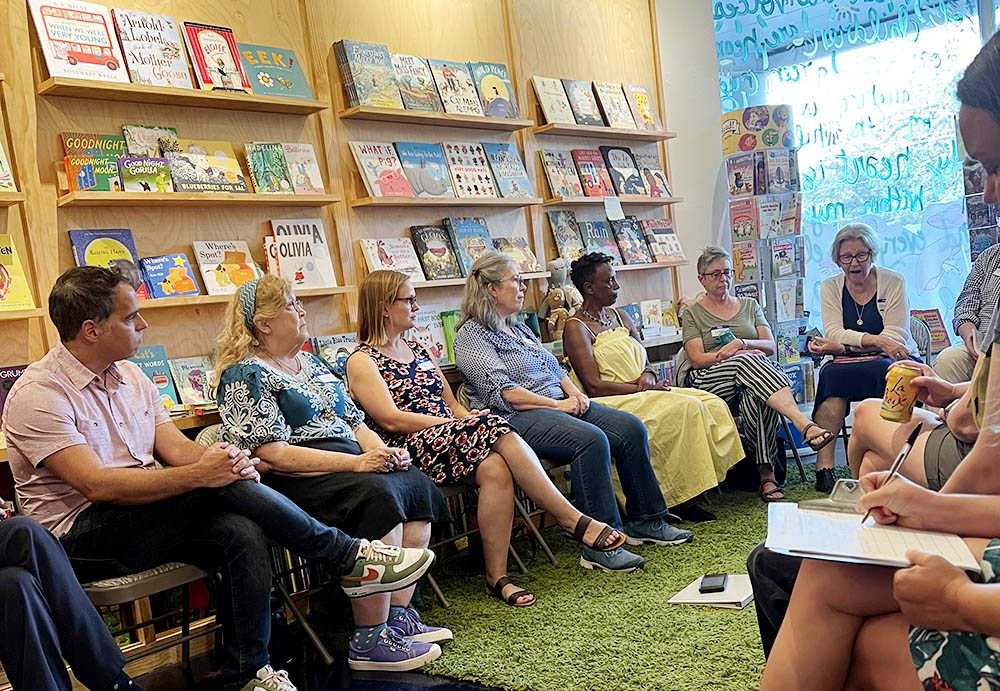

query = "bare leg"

[
  {"left": 759, "top": 467, "right": 783, "bottom": 500},
  {"left": 844, "top": 614, "right": 921, "bottom": 691},
  {"left": 474, "top": 454, "right": 533, "bottom": 606},
  {"left": 389, "top": 521, "right": 431, "bottom": 608},
  {"left": 764, "top": 387, "right": 812, "bottom": 430},
  {"left": 349, "top": 523, "right": 401, "bottom": 626},
  {"left": 846, "top": 399, "right": 935, "bottom": 484},
  {"left": 813, "top": 397, "right": 848, "bottom": 471}
]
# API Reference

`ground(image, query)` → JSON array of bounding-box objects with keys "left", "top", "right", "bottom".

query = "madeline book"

[
  {"left": 112, "top": 9, "right": 192, "bottom": 88},
  {"left": 561, "top": 79, "right": 604, "bottom": 126},
  {"left": 191, "top": 240, "right": 263, "bottom": 295},
  {"left": 160, "top": 138, "right": 248, "bottom": 193},
  {"left": 492, "top": 237, "right": 542, "bottom": 273},
  {"left": 334, "top": 40, "right": 403, "bottom": 109},
  {"left": 411, "top": 306, "right": 451, "bottom": 365},
  {"left": 732, "top": 240, "right": 760, "bottom": 282},
  {"left": 410, "top": 225, "right": 462, "bottom": 279},
  {"left": 245, "top": 142, "right": 293, "bottom": 194},
  {"left": 0, "top": 235, "right": 35, "bottom": 311},
  {"left": 394, "top": 142, "right": 455, "bottom": 198},
  {"left": 0, "top": 141, "right": 15, "bottom": 192},
  {"left": 540, "top": 150, "right": 584, "bottom": 198},
  {"left": 182, "top": 22, "right": 252, "bottom": 94},
  {"left": 122, "top": 125, "right": 177, "bottom": 158},
  {"left": 640, "top": 219, "right": 685, "bottom": 263},
  {"left": 623, "top": 83, "right": 661, "bottom": 131},
  {"left": 64, "top": 155, "right": 121, "bottom": 192},
  {"left": 443, "top": 142, "right": 497, "bottom": 198},
  {"left": 273, "top": 234, "right": 338, "bottom": 289},
  {"left": 60, "top": 132, "right": 127, "bottom": 158},
  {"left": 579, "top": 220, "right": 622, "bottom": 264},
  {"left": 599, "top": 145, "right": 646, "bottom": 195},
  {"left": 391, "top": 54, "right": 442, "bottom": 112},
  {"left": 118, "top": 157, "right": 173, "bottom": 193},
  {"left": 349, "top": 141, "right": 414, "bottom": 198},
  {"left": 68, "top": 229, "right": 149, "bottom": 299},
  {"left": 545, "top": 210, "right": 585, "bottom": 261},
  {"left": 729, "top": 198, "right": 759, "bottom": 242},
  {"left": 571, "top": 149, "right": 616, "bottom": 197},
  {"left": 280, "top": 143, "right": 326, "bottom": 195},
  {"left": 238, "top": 43, "right": 312, "bottom": 99},
  {"left": 611, "top": 217, "right": 653, "bottom": 265},
  {"left": 482, "top": 142, "right": 534, "bottom": 198},
  {"left": 531, "top": 76, "right": 576, "bottom": 125},
  {"left": 443, "top": 216, "right": 493, "bottom": 276},
  {"left": 139, "top": 253, "right": 200, "bottom": 298},
  {"left": 634, "top": 150, "right": 670, "bottom": 197},
  {"left": 593, "top": 82, "right": 637, "bottom": 129},
  {"left": 427, "top": 60, "right": 484, "bottom": 117},
  {"left": 28, "top": 0, "right": 130, "bottom": 83},
  {"left": 468, "top": 62, "right": 519, "bottom": 119},
  {"left": 359, "top": 238, "right": 426, "bottom": 282},
  {"left": 129, "top": 345, "right": 179, "bottom": 409},
  {"left": 727, "top": 154, "right": 754, "bottom": 197},
  {"left": 168, "top": 356, "right": 214, "bottom": 407}
]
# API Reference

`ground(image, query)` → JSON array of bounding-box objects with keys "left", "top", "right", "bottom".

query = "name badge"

[
  {"left": 876, "top": 297, "right": 887, "bottom": 313},
  {"left": 416, "top": 359, "right": 435, "bottom": 371},
  {"left": 315, "top": 371, "right": 337, "bottom": 384}
]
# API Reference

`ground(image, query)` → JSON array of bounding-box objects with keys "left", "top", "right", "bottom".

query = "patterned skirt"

[{"left": 402, "top": 413, "right": 513, "bottom": 485}]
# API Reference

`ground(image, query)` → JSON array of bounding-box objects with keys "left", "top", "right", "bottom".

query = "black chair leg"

[
  {"left": 781, "top": 417, "right": 807, "bottom": 482},
  {"left": 181, "top": 583, "right": 193, "bottom": 685}
]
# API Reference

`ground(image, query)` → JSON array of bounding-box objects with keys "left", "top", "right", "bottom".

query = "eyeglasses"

[
  {"left": 700, "top": 269, "right": 733, "bottom": 280},
  {"left": 287, "top": 298, "right": 304, "bottom": 311},
  {"left": 838, "top": 251, "right": 871, "bottom": 265},
  {"left": 393, "top": 296, "right": 419, "bottom": 307},
  {"left": 496, "top": 275, "right": 526, "bottom": 287}
]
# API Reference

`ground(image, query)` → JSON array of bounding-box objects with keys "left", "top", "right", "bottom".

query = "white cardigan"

[{"left": 819, "top": 268, "right": 919, "bottom": 356}]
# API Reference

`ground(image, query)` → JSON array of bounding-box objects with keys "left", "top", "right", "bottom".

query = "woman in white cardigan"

[{"left": 806, "top": 223, "right": 919, "bottom": 492}]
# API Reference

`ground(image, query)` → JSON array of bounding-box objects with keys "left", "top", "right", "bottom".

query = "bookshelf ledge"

[
  {"left": 541, "top": 195, "right": 684, "bottom": 206},
  {"left": 37, "top": 77, "right": 329, "bottom": 115},
  {"left": 56, "top": 192, "right": 342, "bottom": 208},
  {"left": 172, "top": 412, "right": 222, "bottom": 431},
  {"left": 413, "top": 271, "right": 549, "bottom": 289},
  {"left": 350, "top": 196, "right": 542, "bottom": 208},
  {"left": 138, "top": 286, "right": 353, "bottom": 310},
  {"left": 339, "top": 106, "right": 534, "bottom": 131},
  {"left": 531, "top": 123, "right": 678, "bottom": 142},
  {"left": 0, "top": 192, "right": 25, "bottom": 207},
  {"left": 0, "top": 307, "right": 46, "bottom": 322},
  {"left": 615, "top": 261, "right": 687, "bottom": 272},
  {"left": 642, "top": 334, "right": 682, "bottom": 348}
]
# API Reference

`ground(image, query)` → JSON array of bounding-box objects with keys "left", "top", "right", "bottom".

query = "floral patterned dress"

[{"left": 353, "top": 341, "right": 512, "bottom": 485}]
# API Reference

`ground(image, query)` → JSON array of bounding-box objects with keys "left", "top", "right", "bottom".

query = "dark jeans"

[
  {"left": 0, "top": 516, "right": 126, "bottom": 691},
  {"left": 507, "top": 402, "right": 668, "bottom": 530},
  {"left": 746, "top": 541, "right": 802, "bottom": 658},
  {"left": 59, "top": 480, "right": 361, "bottom": 683}
]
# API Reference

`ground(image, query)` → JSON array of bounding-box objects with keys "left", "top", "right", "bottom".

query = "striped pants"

[{"left": 686, "top": 352, "right": 790, "bottom": 471}]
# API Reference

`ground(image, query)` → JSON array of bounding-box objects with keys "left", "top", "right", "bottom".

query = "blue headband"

[{"left": 238, "top": 279, "right": 260, "bottom": 333}]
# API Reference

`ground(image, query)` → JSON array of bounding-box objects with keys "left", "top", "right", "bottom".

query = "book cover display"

[
  {"left": 140, "top": 253, "right": 200, "bottom": 298},
  {"left": 29, "top": 0, "right": 130, "bottom": 83},
  {"left": 967, "top": 193, "right": 997, "bottom": 229},
  {"left": 482, "top": 142, "right": 534, "bottom": 198},
  {"left": 0, "top": 235, "right": 35, "bottom": 310},
  {"left": 611, "top": 217, "right": 653, "bottom": 264},
  {"left": 599, "top": 146, "right": 646, "bottom": 195},
  {"left": 390, "top": 54, "right": 442, "bottom": 112},
  {"left": 729, "top": 198, "right": 758, "bottom": 242},
  {"left": 411, "top": 306, "right": 451, "bottom": 364},
  {"left": 593, "top": 82, "right": 637, "bottom": 129},
  {"left": 0, "top": 366, "right": 29, "bottom": 445},
  {"left": 623, "top": 83, "right": 661, "bottom": 131},
  {"left": 579, "top": 220, "right": 622, "bottom": 264},
  {"left": 245, "top": 142, "right": 293, "bottom": 194},
  {"left": 122, "top": 124, "right": 177, "bottom": 158},
  {"left": 765, "top": 278, "right": 801, "bottom": 322},
  {"left": 118, "top": 157, "right": 172, "bottom": 192},
  {"left": 311, "top": 332, "right": 357, "bottom": 376},
  {"left": 60, "top": 132, "right": 127, "bottom": 157},
  {"left": 444, "top": 216, "right": 493, "bottom": 275},
  {"left": 546, "top": 210, "right": 585, "bottom": 261},
  {"left": 281, "top": 143, "right": 326, "bottom": 195},
  {"left": 634, "top": 150, "right": 670, "bottom": 197},
  {"left": 732, "top": 240, "right": 760, "bottom": 282},
  {"left": 540, "top": 150, "right": 584, "bottom": 198},
  {"left": 427, "top": 60, "right": 484, "bottom": 117},
  {"left": 334, "top": 40, "right": 403, "bottom": 109},
  {"left": 640, "top": 219, "right": 685, "bottom": 263},
  {"left": 160, "top": 139, "right": 248, "bottom": 193},
  {"left": 531, "top": 76, "right": 576, "bottom": 125},
  {"left": 68, "top": 229, "right": 149, "bottom": 299},
  {"left": 720, "top": 105, "right": 794, "bottom": 156},
  {"left": 65, "top": 154, "right": 121, "bottom": 192},
  {"left": 395, "top": 142, "right": 455, "bottom": 198},
  {"left": 765, "top": 149, "right": 792, "bottom": 193},
  {"left": 359, "top": 238, "right": 426, "bottom": 282},
  {"left": 571, "top": 149, "right": 616, "bottom": 197},
  {"left": 130, "top": 345, "right": 179, "bottom": 409},
  {"left": 727, "top": 154, "right": 754, "bottom": 197},
  {"left": 910, "top": 309, "right": 951, "bottom": 353},
  {"left": 561, "top": 79, "right": 604, "bottom": 126},
  {"left": 443, "top": 142, "right": 497, "bottom": 198},
  {"left": 273, "top": 234, "right": 337, "bottom": 289},
  {"left": 112, "top": 9, "right": 192, "bottom": 88},
  {"left": 168, "top": 355, "right": 214, "bottom": 406},
  {"left": 639, "top": 299, "right": 662, "bottom": 339},
  {"left": 349, "top": 142, "right": 414, "bottom": 198},
  {"left": 238, "top": 43, "right": 312, "bottom": 99},
  {"left": 182, "top": 22, "right": 252, "bottom": 93},
  {"left": 620, "top": 303, "right": 642, "bottom": 338},
  {"left": 0, "top": 141, "right": 15, "bottom": 192},
  {"left": 410, "top": 225, "right": 462, "bottom": 279},
  {"left": 758, "top": 195, "right": 783, "bottom": 238},
  {"left": 780, "top": 193, "right": 803, "bottom": 236},
  {"left": 469, "top": 62, "right": 519, "bottom": 119},
  {"left": 192, "top": 240, "right": 263, "bottom": 294},
  {"left": 492, "top": 237, "right": 542, "bottom": 273}
]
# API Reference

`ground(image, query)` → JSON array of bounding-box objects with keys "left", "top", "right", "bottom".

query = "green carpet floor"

[{"left": 415, "top": 465, "right": 849, "bottom": 691}]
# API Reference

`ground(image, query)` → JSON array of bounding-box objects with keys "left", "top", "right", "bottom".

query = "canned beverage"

[{"left": 880, "top": 364, "right": 921, "bottom": 422}]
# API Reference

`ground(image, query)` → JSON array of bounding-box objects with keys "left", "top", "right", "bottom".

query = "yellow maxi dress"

[{"left": 568, "top": 324, "right": 745, "bottom": 506}]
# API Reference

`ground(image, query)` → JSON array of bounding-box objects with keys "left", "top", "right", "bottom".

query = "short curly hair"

[{"left": 570, "top": 252, "right": 614, "bottom": 293}]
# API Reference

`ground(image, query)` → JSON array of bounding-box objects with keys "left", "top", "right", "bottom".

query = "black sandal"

[
  {"left": 485, "top": 576, "right": 535, "bottom": 607},
  {"left": 562, "top": 515, "right": 626, "bottom": 552},
  {"left": 759, "top": 480, "right": 785, "bottom": 503}
]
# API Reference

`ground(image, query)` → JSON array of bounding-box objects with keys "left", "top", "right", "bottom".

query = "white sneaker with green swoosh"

[{"left": 340, "top": 539, "right": 435, "bottom": 598}]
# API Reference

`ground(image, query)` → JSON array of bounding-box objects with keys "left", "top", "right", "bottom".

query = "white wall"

[{"left": 654, "top": 0, "right": 729, "bottom": 298}]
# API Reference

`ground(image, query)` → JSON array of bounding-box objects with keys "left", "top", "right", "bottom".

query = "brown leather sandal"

[
  {"left": 802, "top": 423, "right": 836, "bottom": 452},
  {"left": 563, "top": 515, "right": 626, "bottom": 552},
  {"left": 485, "top": 576, "right": 535, "bottom": 607}
]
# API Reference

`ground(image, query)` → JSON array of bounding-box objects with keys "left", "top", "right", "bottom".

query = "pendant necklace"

[
  {"left": 853, "top": 298, "right": 866, "bottom": 326},
  {"left": 581, "top": 307, "right": 613, "bottom": 327}
]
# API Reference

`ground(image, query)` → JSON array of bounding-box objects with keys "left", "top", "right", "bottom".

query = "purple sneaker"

[
  {"left": 388, "top": 607, "right": 453, "bottom": 644},
  {"left": 347, "top": 627, "right": 442, "bottom": 672}
]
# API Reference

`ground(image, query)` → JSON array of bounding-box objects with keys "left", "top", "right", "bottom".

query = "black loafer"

[
  {"left": 668, "top": 502, "right": 717, "bottom": 523},
  {"left": 815, "top": 467, "right": 836, "bottom": 494}
]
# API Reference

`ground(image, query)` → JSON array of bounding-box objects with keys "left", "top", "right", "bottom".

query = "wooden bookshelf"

[
  {"left": 615, "top": 260, "right": 687, "bottom": 272},
  {"left": 531, "top": 123, "right": 677, "bottom": 142},
  {"left": 350, "top": 196, "right": 542, "bottom": 208},
  {"left": 642, "top": 333, "right": 682, "bottom": 348},
  {"left": 56, "top": 192, "right": 341, "bottom": 208},
  {"left": 413, "top": 271, "right": 549, "bottom": 289},
  {"left": 137, "top": 286, "right": 353, "bottom": 310},
  {"left": 0, "top": 307, "right": 46, "bottom": 321},
  {"left": 0, "top": 192, "right": 25, "bottom": 207},
  {"left": 37, "top": 77, "right": 330, "bottom": 115},
  {"left": 541, "top": 195, "right": 684, "bottom": 207},
  {"left": 339, "top": 106, "right": 534, "bottom": 131},
  {"left": 172, "top": 412, "right": 221, "bottom": 431}
]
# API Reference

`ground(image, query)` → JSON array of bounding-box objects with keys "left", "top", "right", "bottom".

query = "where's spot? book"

[
  {"left": 140, "top": 253, "right": 200, "bottom": 298},
  {"left": 192, "top": 240, "right": 263, "bottom": 295}
]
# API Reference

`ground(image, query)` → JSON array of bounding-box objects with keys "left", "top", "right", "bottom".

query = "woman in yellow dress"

[{"left": 563, "top": 253, "right": 744, "bottom": 520}]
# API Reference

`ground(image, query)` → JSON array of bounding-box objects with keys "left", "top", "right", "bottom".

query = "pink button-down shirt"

[{"left": 3, "top": 343, "right": 171, "bottom": 537}]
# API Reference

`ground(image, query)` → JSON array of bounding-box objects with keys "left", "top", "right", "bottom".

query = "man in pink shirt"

[{"left": 3, "top": 266, "right": 436, "bottom": 691}]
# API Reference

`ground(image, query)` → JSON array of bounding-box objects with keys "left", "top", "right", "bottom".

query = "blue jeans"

[
  {"left": 507, "top": 402, "right": 667, "bottom": 530},
  {"left": 59, "top": 480, "right": 361, "bottom": 684}
]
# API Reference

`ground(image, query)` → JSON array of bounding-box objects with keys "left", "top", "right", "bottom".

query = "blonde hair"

[
  {"left": 212, "top": 274, "right": 292, "bottom": 390},
  {"left": 458, "top": 253, "right": 517, "bottom": 332},
  {"left": 358, "top": 270, "right": 410, "bottom": 346}
]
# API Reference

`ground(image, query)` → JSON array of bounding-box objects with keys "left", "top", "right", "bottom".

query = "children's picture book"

[
  {"left": 753, "top": 151, "right": 768, "bottom": 195},
  {"left": 634, "top": 150, "right": 670, "bottom": 197},
  {"left": 661, "top": 299, "right": 679, "bottom": 334},
  {"left": 766, "top": 149, "right": 792, "bottom": 193},
  {"left": 599, "top": 146, "right": 646, "bottom": 195},
  {"left": 531, "top": 76, "right": 576, "bottom": 125},
  {"left": 640, "top": 219, "right": 685, "bottom": 263},
  {"left": 788, "top": 149, "right": 800, "bottom": 191},
  {"left": 571, "top": 149, "right": 616, "bottom": 197},
  {"left": 579, "top": 220, "right": 622, "bottom": 264},
  {"left": 129, "top": 345, "right": 179, "bottom": 409},
  {"left": 139, "top": 253, "right": 200, "bottom": 298},
  {"left": 389, "top": 54, "right": 441, "bottom": 112},
  {"left": 970, "top": 227, "right": 995, "bottom": 262},
  {"left": 546, "top": 210, "right": 585, "bottom": 261},
  {"left": 191, "top": 240, "right": 263, "bottom": 294},
  {"left": 64, "top": 154, "right": 121, "bottom": 192},
  {"left": 60, "top": 132, "right": 127, "bottom": 158},
  {"left": 732, "top": 240, "right": 760, "bottom": 283},
  {"left": 593, "top": 82, "right": 637, "bottom": 129},
  {"left": 469, "top": 62, "right": 520, "bottom": 119},
  {"left": 758, "top": 195, "right": 783, "bottom": 239},
  {"left": 182, "top": 22, "right": 252, "bottom": 93},
  {"left": 411, "top": 306, "right": 451, "bottom": 364},
  {"left": 965, "top": 161, "right": 988, "bottom": 196},
  {"left": 0, "top": 365, "right": 29, "bottom": 435},
  {"left": 273, "top": 233, "right": 337, "bottom": 289},
  {"left": 122, "top": 125, "right": 177, "bottom": 158},
  {"left": 311, "top": 332, "right": 357, "bottom": 377},
  {"left": 118, "top": 157, "right": 172, "bottom": 192},
  {"left": 781, "top": 193, "right": 803, "bottom": 236},
  {"left": 359, "top": 238, "right": 426, "bottom": 282},
  {"left": 770, "top": 238, "right": 796, "bottom": 278},
  {"left": 280, "top": 143, "right": 325, "bottom": 195},
  {"left": 623, "top": 83, "right": 661, "bottom": 131},
  {"left": 482, "top": 142, "right": 534, "bottom": 198},
  {"left": 349, "top": 142, "right": 414, "bottom": 198},
  {"left": 735, "top": 281, "right": 763, "bottom": 306},
  {"left": 394, "top": 142, "right": 454, "bottom": 198},
  {"left": 0, "top": 141, "right": 15, "bottom": 192},
  {"left": 443, "top": 216, "right": 493, "bottom": 275},
  {"left": 441, "top": 309, "right": 460, "bottom": 363},
  {"left": 774, "top": 322, "right": 802, "bottom": 365},
  {"left": 910, "top": 309, "right": 951, "bottom": 354},
  {"left": 334, "top": 40, "right": 403, "bottom": 109},
  {"left": 0, "top": 235, "right": 35, "bottom": 310},
  {"left": 727, "top": 154, "right": 754, "bottom": 197},
  {"left": 112, "top": 9, "right": 192, "bottom": 88},
  {"left": 238, "top": 43, "right": 312, "bottom": 99},
  {"left": 160, "top": 139, "right": 248, "bottom": 193},
  {"left": 442, "top": 142, "right": 497, "bottom": 198},
  {"left": 561, "top": 80, "right": 604, "bottom": 126},
  {"left": 28, "top": 0, "right": 130, "bottom": 83},
  {"left": 639, "top": 299, "right": 662, "bottom": 339},
  {"left": 620, "top": 303, "right": 643, "bottom": 338},
  {"left": 427, "top": 60, "right": 484, "bottom": 117},
  {"left": 729, "top": 198, "right": 758, "bottom": 242},
  {"left": 611, "top": 216, "right": 653, "bottom": 264},
  {"left": 168, "top": 355, "right": 214, "bottom": 406},
  {"left": 540, "top": 149, "right": 584, "bottom": 198},
  {"left": 410, "top": 225, "right": 462, "bottom": 280},
  {"left": 967, "top": 193, "right": 997, "bottom": 229},
  {"left": 766, "top": 278, "right": 800, "bottom": 322},
  {"left": 492, "top": 237, "right": 542, "bottom": 273},
  {"left": 68, "top": 229, "right": 149, "bottom": 299},
  {"left": 245, "top": 142, "right": 293, "bottom": 194}
]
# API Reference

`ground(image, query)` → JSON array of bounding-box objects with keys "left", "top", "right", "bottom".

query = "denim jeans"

[
  {"left": 59, "top": 480, "right": 361, "bottom": 683},
  {"left": 746, "top": 541, "right": 802, "bottom": 658},
  {"left": 507, "top": 402, "right": 668, "bottom": 530}
]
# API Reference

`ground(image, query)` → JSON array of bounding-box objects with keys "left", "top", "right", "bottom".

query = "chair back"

[
  {"left": 455, "top": 382, "right": 472, "bottom": 410},
  {"left": 909, "top": 315, "right": 932, "bottom": 364},
  {"left": 674, "top": 347, "right": 692, "bottom": 387},
  {"left": 194, "top": 423, "right": 223, "bottom": 447}
]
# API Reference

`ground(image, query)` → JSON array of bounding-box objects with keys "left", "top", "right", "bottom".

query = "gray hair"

[
  {"left": 831, "top": 223, "right": 879, "bottom": 263},
  {"left": 697, "top": 246, "right": 731, "bottom": 275},
  {"left": 458, "top": 253, "right": 518, "bottom": 332}
]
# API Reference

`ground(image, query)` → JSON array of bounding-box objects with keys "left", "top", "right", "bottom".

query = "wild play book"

[
  {"left": 561, "top": 80, "right": 604, "bottom": 126},
  {"left": 411, "top": 306, "right": 451, "bottom": 364},
  {"left": 611, "top": 217, "right": 653, "bottom": 264},
  {"left": 443, "top": 217, "right": 493, "bottom": 276},
  {"left": 599, "top": 146, "right": 646, "bottom": 195},
  {"left": 29, "top": 0, "right": 130, "bottom": 83},
  {"left": 531, "top": 76, "right": 576, "bottom": 125},
  {"left": 578, "top": 220, "right": 622, "bottom": 264},
  {"left": 280, "top": 143, "right": 325, "bottom": 195},
  {"left": 394, "top": 142, "right": 455, "bottom": 198},
  {"left": 245, "top": 142, "right": 293, "bottom": 194},
  {"left": 427, "top": 60, "right": 484, "bottom": 117},
  {"left": 122, "top": 125, "right": 177, "bottom": 157},
  {"left": 482, "top": 142, "right": 534, "bottom": 198},
  {"left": 0, "top": 141, "right": 15, "bottom": 192},
  {"left": 640, "top": 219, "right": 685, "bottom": 263},
  {"left": 571, "top": 149, "right": 616, "bottom": 197},
  {"left": 130, "top": 345, "right": 179, "bottom": 409},
  {"left": 192, "top": 240, "right": 263, "bottom": 294},
  {"left": 118, "top": 157, "right": 173, "bottom": 192},
  {"left": 273, "top": 234, "right": 337, "bottom": 289},
  {"left": 182, "top": 22, "right": 252, "bottom": 93},
  {"left": 0, "top": 235, "right": 35, "bottom": 311},
  {"left": 168, "top": 355, "right": 214, "bottom": 407},
  {"left": 64, "top": 155, "right": 121, "bottom": 192},
  {"left": 634, "top": 150, "right": 670, "bottom": 197},
  {"left": 112, "top": 9, "right": 192, "bottom": 88},
  {"left": 468, "top": 62, "right": 519, "bottom": 119},
  {"left": 160, "top": 139, "right": 248, "bottom": 193},
  {"left": 443, "top": 142, "right": 497, "bottom": 198},
  {"left": 139, "top": 253, "right": 200, "bottom": 298},
  {"left": 492, "top": 237, "right": 542, "bottom": 273},
  {"left": 238, "top": 43, "right": 312, "bottom": 99},
  {"left": 545, "top": 210, "right": 585, "bottom": 261},
  {"left": 729, "top": 198, "right": 759, "bottom": 242},
  {"left": 593, "top": 82, "right": 637, "bottom": 129},
  {"left": 60, "top": 132, "right": 127, "bottom": 158},
  {"left": 540, "top": 150, "right": 584, "bottom": 198},
  {"left": 390, "top": 54, "right": 442, "bottom": 112},
  {"left": 359, "top": 238, "right": 426, "bottom": 282},
  {"left": 623, "top": 83, "right": 661, "bottom": 131},
  {"left": 349, "top": 141, "right": 413, "bottom": 198},
  {"left": 410, "top": 225, "right": 462, "bottom": 280},
  {"left": 68, "top": 229, "right": 149, "bottom": 299},
  {"left": 334, "top": 40, "right": 403, "bottom": 109}
]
